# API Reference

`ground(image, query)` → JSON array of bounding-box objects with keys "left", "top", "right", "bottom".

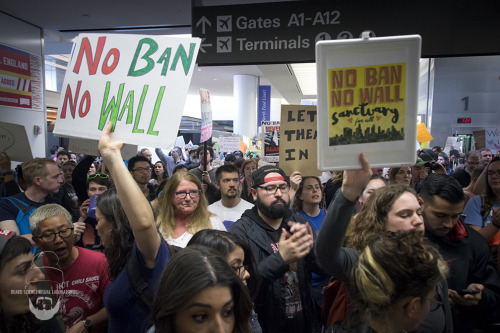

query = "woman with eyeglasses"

[
  {"left": 96, "top": 122, "right": 171, "bottom": 332},
  {"left": 464, "top": 156, "right": 500, "bottom": 268},
  {"left": 157, "top": 171, "right": 226, "bottom": 248},
  {"left": 349, "top": 230, "right": 448, "bottom": 333},
  {"left": 0, "top": 229, "right": 62, "bottom": 333},
  {"left": 316, "top": 154, "right": 454, "bottom": 333},
  {"left": 187, "top": 229, "right": 262, "bottom": 333}
]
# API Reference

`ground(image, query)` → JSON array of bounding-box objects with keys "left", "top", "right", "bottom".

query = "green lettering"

[
  {"left": 157, "top": 48, "right": 172, "bottom": 76},
  {"left": 132, "top": 85, "right": 148, "bottom": 133},
  {"left": 147, "top": 86, "right": 164, "bottom": 136},
  {"left": 170, "top": 43, "right": 196, "bottom": 75},
  {"left": 99, "top": 82, "right": 124, "bottom": 131},
  {"left": 128, "top": 38, "right": 158, "bottom": 77},
  {"left": 118, "top": 91, "right": 134, "bottom": 123}
]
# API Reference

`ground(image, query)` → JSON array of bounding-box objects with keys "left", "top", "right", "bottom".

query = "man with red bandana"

[
  {"left": 420, "top": 173, "right": 500, "bottom": 332},
  {"left": 230, "top": 165, "right": 322, "bottom": 333}
]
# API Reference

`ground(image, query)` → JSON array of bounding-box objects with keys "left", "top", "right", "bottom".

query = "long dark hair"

[
  {"left": 96, "top": 187, "right": 134, "bottom": 279},
  {"left": 188, "top": 230, "right": 260, "bottom": 299},
  {"left": 292, "top": 176, "right": 325, "bottom": 213},
  {"left": 0, "top": 236, "right": 44, "bottom": 333},
  {"left": 152, "top": 245, "right": 253, "bottom": 333}
]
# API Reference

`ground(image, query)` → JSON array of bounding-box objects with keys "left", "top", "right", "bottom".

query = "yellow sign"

[{"left": 328, "top": 63, "right": 406, "bottom": 146}]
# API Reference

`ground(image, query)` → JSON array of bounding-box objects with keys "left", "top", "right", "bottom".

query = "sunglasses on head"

[{"left": 87, "top": 173, "right": 110, "bottom": 180}]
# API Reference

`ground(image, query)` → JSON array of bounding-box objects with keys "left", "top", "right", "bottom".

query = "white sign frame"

[{"left": 316, "top": 34, "right": 421, "bottom": 171}]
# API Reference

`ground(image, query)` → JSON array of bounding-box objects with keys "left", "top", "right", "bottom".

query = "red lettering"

[
  {"left": 73, "top": 36, "right": 107, "bottom": 75},
  {"left": 60, "top": 81, "right": 82, "bottom": 119},
  {"left": 102, "top": 48, "right": 120, "bottom": 75},
  {"left": 79, "top": 91, "right": 91, "bottom": 117}
]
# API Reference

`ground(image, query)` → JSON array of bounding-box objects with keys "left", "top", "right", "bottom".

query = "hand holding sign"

[{"left": 98, "top": 122, "right": 123, "bottom": 160}]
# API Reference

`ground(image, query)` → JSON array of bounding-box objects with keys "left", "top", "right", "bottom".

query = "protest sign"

[
  {"left": 0, "top": 121, "right": 33, "bottom": 162},
  {"left": 68, "top": 138, "right": 137, "bottom": 158},
  {"left": 486, "top": 128, "right": 500, "bottom": 153},
  {"left": 316, "top": 34, "right": 420, "bottom": 170},
  {"left": 200, "top": 88, "right": 213, "bottom": 143},
  {"left": 261, "top": 120, "right": 280, "bottom": 162},
  {"left": 54, "top": 34, "right": 200, "bottom": 149},
  {"left": 219, "top": 136, "right": 240, "bottom": 153},
  {"left": 279, "top": 105, "right": 320, "bottom": 176}
]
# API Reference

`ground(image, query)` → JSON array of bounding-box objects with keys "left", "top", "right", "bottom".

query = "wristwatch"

[{"left": 82, "top": 318, "right": 92, "bottom": 331}]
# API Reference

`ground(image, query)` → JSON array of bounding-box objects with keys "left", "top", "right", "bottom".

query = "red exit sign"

[{"left": 457, "top": 118, "right": 472, "bottom": 124}]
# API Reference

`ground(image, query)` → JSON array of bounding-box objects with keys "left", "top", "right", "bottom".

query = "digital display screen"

[{"left": 457, "top": 118, "right": 472, "bottom": 124}]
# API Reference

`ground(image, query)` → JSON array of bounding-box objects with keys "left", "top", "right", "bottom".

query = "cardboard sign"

[
  {"left": 200, "top": 88, "right": 213, "bottom": 142},
  {"left": 316, "top": 34, "right": 420, "bottom": 170},
  {"left": 218, "top": 136, "right": 240, "bottom": 153},
  {"left": 0, "top": 121, "right": 33, "bottom": 162},
  {"left": 279, "top": 105, "right": 320, "bottom": 176},
  {"left": 486, "top": 128, "right": 500, "bottom": 153},
  {"left": 417, "top": 123, "right": 433, "bottom": 143},
  {"left": 54, "top": 34, "right": 200, "bottom": 149},
  {"left": 68, "top": 138, "right": 137, "bottom": 158},
  {"left": 261, "top": 120, "right": 280, "bottom": 162}
]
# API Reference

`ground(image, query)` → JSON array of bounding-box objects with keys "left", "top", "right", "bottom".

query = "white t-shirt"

[
  {"left": 165, "top": 215, "right": 226, "bottom": 248},
  {"left": 208, "top": 199, "right": 254, "bottom": 230}
]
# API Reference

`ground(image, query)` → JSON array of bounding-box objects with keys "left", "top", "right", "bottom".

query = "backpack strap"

[
  {"left": 125, "top": 255, "right": 155, "bottom": 311},
  {"left": 479, "top": 195, "right": 492, "bottom": 228},
  {"left": 3, "top": 197, "right": 34, "bottom": 215}
]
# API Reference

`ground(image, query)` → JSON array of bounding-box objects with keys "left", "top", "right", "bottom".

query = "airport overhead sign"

[{"left": 192, "top": 1, "right": 500, "bottom": 65}]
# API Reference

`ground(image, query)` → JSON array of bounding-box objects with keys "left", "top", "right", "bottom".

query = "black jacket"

[
  {"left": 426, "top": 222, "right": 500, "bottom": 332},
  {"left": 230, "top": 206, "right": 322, "bottom": 333}
]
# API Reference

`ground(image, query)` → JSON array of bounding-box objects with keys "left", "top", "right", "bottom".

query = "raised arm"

[
  {"left": 99, "top": 122, "right": 160, "bottom": 268},
  {"left": 315, "top": 154, "right": 372, "bottom": 281}
]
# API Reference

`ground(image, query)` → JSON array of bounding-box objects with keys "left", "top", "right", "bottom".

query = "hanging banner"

[
  {"left": 279, "top": 105, "right": 320, "bottom": 176},
  {"left": 261, "top": 120, "right": 280, "bottom": 162},
  {"left": 0, "top": 43, "right": 43, "bottom": 110},
  {"left": 257, "top": 85, "right": 271, "bottom": 125},
  {"left": 200, "top": 88, "right": 213, "bottom": 143},
  {"left": 316, "top": 34, "right": 420, "bottom": 171},
  {"left": 54, "top": 34, "right": 200, "bottom": 148}
]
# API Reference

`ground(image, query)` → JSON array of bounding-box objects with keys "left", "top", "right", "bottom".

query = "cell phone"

[{"left": 457, "top": 289, "right": 480, "bottom": 296}]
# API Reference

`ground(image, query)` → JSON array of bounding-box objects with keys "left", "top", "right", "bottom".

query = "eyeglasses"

[
  {"left": 87, "top": 173, "right": 109, "bottom": 180},
  {"left": 258, "top": 183, "right": 290, "bottom": 194},
  {"left": 133, "top": 167, "right": 152, "bottom": 173},
  {"left": 175, "top": 190, "right": 200, "bottom": 199},
  {"left": 34, "top": 227, "right": 74, "bottom": 242},
  {"left": 232, "top": 265, "right": 248, "bottom": 274},
  {"left": 487, "top": 170, "right": 500, "bottom": 177}
]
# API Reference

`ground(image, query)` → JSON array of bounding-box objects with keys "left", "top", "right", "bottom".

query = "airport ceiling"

[{"left": 0, "top": 0, "right": 306, "bottom": 103}]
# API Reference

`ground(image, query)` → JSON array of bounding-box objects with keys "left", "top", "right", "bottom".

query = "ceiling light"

[{"left": 290, "top": 63, "right": 317, "bottom": 96}]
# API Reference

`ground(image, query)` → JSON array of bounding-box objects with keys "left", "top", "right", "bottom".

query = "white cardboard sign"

[
  {"left": 54, "top": 33, "right": 200, "bottom": 149},
  {"left": 316, "top": 34, "right": 421, "bottom": 171}
]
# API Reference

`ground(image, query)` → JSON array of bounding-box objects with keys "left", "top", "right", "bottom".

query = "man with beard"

[
  {"left": 230, "top": 165, "right": 322, "bottom": 333},
  {"left": 208, "top": 164, "right": 254, "bottom": 230}
]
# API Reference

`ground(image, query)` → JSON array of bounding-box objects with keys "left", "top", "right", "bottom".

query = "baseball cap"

[
  {"left": 252, "top": 165, "right": 287, "bottom": 188},
  {"left": 415, "top": 157, "right": 431, "bottom": 167},
  {"left": 225, "top": 153, "right": 236, "bottom": 162},
  {"left": 0, "top": 228, "right": 16, "bottom": 257}
]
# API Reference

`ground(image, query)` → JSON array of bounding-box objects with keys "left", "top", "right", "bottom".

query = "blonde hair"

[
  {"left": 22, "top": 158, "right": 57, "bottom": 187},
  {"left": 156, "top": 171, "right": 215, "bottom": 238},
  {"left": 351, "top": 230, "right": 448, "bottom": 326}
]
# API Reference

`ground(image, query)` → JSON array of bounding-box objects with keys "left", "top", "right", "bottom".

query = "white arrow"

[
  {"left": 200, "top": 38, "right": 212, "bottom": 53},
  {"left": 196, "top": 16, "right": 211, "bottom": 34}
]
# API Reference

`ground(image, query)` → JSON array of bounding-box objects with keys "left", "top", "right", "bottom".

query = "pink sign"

[{"left": 200, "top": 88, "right": 213, "bottom": 142}]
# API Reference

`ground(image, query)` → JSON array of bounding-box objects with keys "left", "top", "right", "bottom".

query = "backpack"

[
  {"left": 321, "top": 277, "right": 350, "bottom": 328},
  {"left": 1, "top": 196, "right": 36, "bottom": 235}
]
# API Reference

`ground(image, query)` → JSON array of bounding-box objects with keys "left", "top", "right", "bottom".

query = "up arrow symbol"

[{"left": 196, "top": 16, "right": 212, "bottom": 34}]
